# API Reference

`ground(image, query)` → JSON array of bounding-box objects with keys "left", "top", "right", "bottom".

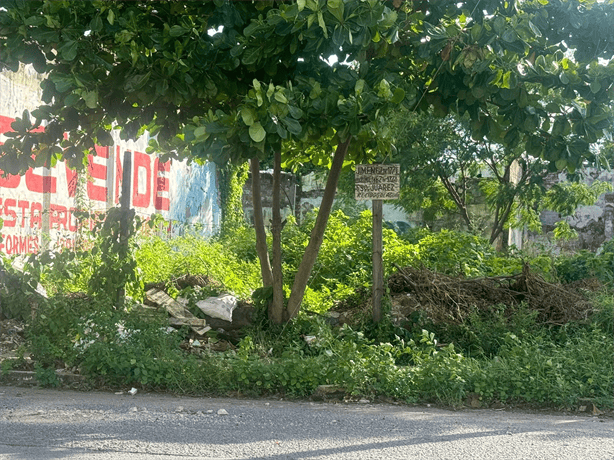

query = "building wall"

[
  {"left": 0, "top": 66, "right": 220, "bottom": 256},
  {"left": 527, "top": 169, "right": 614, "bottom": 253}
]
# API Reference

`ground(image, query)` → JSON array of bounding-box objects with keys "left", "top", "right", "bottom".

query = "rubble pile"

[{"left": 0, "top": 319, "right": 25, "bottom": 358}]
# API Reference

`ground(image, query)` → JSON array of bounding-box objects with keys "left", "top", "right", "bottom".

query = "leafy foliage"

[
  {"left": 4, "top": 214, "right": 610, "bottom": 409},
  {"left": 389, "top": 109, "right": 612, "bottom": 245}
]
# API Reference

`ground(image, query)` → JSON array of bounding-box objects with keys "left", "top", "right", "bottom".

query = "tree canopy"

[
  {"left": 390, "top": 108, "right": 611, "bottom": 245},
  {"left": 2, "top": 0, "right": 614, "bottom": 172}
]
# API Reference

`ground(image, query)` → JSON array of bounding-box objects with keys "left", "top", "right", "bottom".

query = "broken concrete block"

[
  {"left": 312, "top": 385, "right": 346, "bottom": 401},
  {"left": 145, "top": 289, "right": 209, "bottom": 335}
]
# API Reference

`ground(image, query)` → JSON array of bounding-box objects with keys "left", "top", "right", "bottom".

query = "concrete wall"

[
  {"left": 527, "top": 169, "right": 614, "bottom": 253},
  {"left": 0, "top": 66, "right": 220, "bottom": 256}
]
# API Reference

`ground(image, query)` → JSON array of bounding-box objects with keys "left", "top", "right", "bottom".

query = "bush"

[
  {"left": 555, "top": 240, "right": 614, "bottom": 286},
  {"left": 136, "top": 234, "right": 261, "bottom": 299}
]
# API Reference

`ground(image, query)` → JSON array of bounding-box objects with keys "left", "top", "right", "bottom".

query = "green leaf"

[
  {"left": 107, "top": 9, "right": 115, "bottom": 25},
  {"left": 288, "top": 105, "right": 303, "bottom": 119},
  {"left": 59, "top": 41, "right": 78, "bottom": 61},
  {"left": 283, "top": 117, "right": 302, "bottom": 135},
  {"left": 169, "top": 25, "right": 188, "bottom": 37},
  {"left": 377, "top": 79, "right": 392, "bottom": 99},
  {"left": 493, "top": 16, "right": 506, "bottom": 34},
  {"left": 328, "top": 0, "right": 344, "bottom": 23},
  {"left": 242, "top": 47, "right": 260, "bottom": 66},
  {"left": 276, "top": 123, "right": 288, "bottom": 139},
  {"left": 241, "top": 107, "right": 256, "bottom": 126},
  {"left": 53, "top": 77, "right": 74, "bottom": 93},
  {"left": 124, "top": 72, "right": 151, "bottom": 92},
  {"left": 90, "top": 16, "right": 103, "bottom": 33},
  {"left": 249, "top": 122, "right": 266, "bottom": 143},
  {"left": 391, "top": 87, "right": 405, "bottom": 104},
  {"left": 194, "top": 126, "right": 207, "bottom": 139},
  {"left": 502, "top": 28, "right": 517, "bottom": 43},
  {"left": 64, "top": 93, "right": 80, "bottom": 107},
  {"left": 470, "top": 24, "right": 482, "bottom": 42},
  {"left": 274, "top": 91, "right": 288, "bottom": 104},
  {"left": 355, "top": 79, "right": 365, "bottom": 96},
  {"left": 317, "top": 11, "right": 328, "bottom": 38},
  {"left": 82, "top": 91, "right": 98, "bottom": 109},
  {"left": 555, "top": 159, "right": 567, "bottom": 170},
  {"left": 528, "top": 20, "right": 541, "bottom": 38}
]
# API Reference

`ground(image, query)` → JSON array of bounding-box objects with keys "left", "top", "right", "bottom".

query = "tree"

[
  {"left": 0, "top": 0, "right": 407, "bottom": 323},
  {"left": 390, "top": 109, "right": 611, "bottom": 246},
  {"left": 2, "top": 0, "right": 614, "bottom": 322}
]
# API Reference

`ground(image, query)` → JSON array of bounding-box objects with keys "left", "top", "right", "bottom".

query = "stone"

[{"left": 312, "top": 385, "right": 346, "bottom": 401}]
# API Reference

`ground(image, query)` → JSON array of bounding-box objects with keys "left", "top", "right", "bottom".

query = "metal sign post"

[{"left": 355, "top": 164, "right": 400, "bottom": 322}]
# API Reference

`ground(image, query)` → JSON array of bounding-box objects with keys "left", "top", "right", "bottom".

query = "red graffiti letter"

[
  {"left": 0, "top": 171, "right": 20, "bottom": 188},
  {"left": 154, "top": 158, "right": 170, "bottom": 211},
  {"left": 3, "top": 198, "right": 17, "bottom": 227},
  {"left": 25, "top": 166, "right": 57, "bottom": 194},
  {"left": 50, "top": 204, "right": 68, "bottom": 230},
  {"left": 132, "top": 151, "right": 151, "bottom": 208},
  {"left": 87, "top": 146, "right": 109, "bottom": 202},
  {"left": 65, "top": 166, "right": 78, "bottom": 198},
  {"left": 30, "top": 202, "right": 43, "bottom": 229},
  {"left": 18, "top": 200, "right": 29, "bottom": 227}
]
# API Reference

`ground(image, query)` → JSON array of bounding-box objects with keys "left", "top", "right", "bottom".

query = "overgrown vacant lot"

[{"left": 1, "top": 211, "right": 613, "bottom": 413}]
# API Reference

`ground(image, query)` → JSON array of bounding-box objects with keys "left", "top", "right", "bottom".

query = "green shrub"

[
  {"left": 555, "top": 241, "right": 614, "bottom": 286},
  {"left": 26, "top": 294, "right": 109, "bottom": 367},
  {"left": 136, "top": 234, "right": 261, "bottom": 299},
  {"left": 473, "top": 329, "right": 614, "bottom": 407}
]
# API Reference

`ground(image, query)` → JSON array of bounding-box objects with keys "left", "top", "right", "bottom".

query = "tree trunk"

[
  {"left": 440, "top": 174, "right": 474, "bottom": 231},
  {"left": 269, "top": 149, "right": 285, "bottom": 324},
  {"left": 285, "top": 138, "right": 351, "bottom": 320},
  {"left": 250, "top": 157, "right": 273, "bottom": 288},
  {"left": 117, "top": 150, "right": 132, "bottom": 310}
]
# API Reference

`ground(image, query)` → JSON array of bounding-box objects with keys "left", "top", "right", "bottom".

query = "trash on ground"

[
  {"left": 196, "top": 294, "right": 238, "bottom": 322},
  {"left": 145, "top": 288, "right": 210, "bottom": 335}
]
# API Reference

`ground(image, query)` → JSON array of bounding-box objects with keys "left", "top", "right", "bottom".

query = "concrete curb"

[{"left": 0, "top": 370, "right": 85, "bottom": 386}]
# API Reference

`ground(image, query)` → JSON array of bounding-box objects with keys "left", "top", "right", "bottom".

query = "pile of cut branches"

[{"left": 388, "top": 264, "right": 596, "bottom": 326}]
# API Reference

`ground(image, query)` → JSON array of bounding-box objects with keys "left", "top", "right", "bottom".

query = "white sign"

[{"left": 355, "top": 164, "right": 400, "bottom": 200}]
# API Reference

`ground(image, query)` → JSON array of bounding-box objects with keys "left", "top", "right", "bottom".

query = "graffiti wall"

[{"left": 0, "top": 66, "right": 220, "bottom": 256}]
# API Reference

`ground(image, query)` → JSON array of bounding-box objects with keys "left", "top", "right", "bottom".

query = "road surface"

[{"left": 0, "top": 386, "right": 612, "bottom": 459}]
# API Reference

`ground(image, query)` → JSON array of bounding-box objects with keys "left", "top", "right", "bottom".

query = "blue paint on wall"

[{"left": 169, "top": 162, "right": 220, "bottom": 236}]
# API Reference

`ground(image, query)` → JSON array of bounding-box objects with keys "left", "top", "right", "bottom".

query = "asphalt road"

[{"left": 0, "top": 386, "right": 612, "bottom": 460}]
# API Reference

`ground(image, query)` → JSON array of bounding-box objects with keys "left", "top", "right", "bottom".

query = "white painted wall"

[{"left": 0, "top": 66, "right": 220, "bottom": 256}]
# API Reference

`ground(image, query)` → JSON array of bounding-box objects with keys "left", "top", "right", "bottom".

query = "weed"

[{"left": 34, "top": 363, "right": 60, "bottom": 388}]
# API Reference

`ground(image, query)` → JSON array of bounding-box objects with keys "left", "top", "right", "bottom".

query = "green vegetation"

[
  {"left": 3, "top": 0, "right": 614, "bottom": 323},
  {"left": 2, "top": 211, "right": 611, "bottom": 410}
]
